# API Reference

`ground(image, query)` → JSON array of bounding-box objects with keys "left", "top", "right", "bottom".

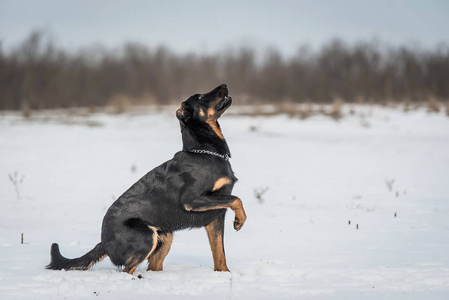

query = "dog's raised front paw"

[{"left": 233, "top": 212, "right": 246, "bottom": 231}]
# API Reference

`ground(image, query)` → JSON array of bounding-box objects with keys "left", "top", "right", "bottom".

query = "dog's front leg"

[
  {"left": 205, "top": 215, "right": 229, "bottom": 272},
  {"left": 183, "top": 194, "right": 247, "bottom": 231}
]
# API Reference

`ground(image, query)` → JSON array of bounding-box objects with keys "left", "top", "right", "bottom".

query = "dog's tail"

[{"left": 46, "top": 242, "right": 106, "bottom": 271}]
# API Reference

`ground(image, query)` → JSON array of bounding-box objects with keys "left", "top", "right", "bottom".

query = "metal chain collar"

[{"left": 189, "top": 149, "right": 230, "bottom": 161}]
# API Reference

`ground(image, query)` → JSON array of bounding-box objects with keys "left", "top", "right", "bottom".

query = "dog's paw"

[
  {"left": 233, "top": 218, "right": 242, "bottom": 231},
  {"left": 233, "top": 213, "right": 246, "bottom": 231}
]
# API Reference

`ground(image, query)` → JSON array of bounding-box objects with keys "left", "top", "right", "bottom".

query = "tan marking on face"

[
  {"left": 207, "top": 107, "right": 215, "bottom": 118},
  {"left": 212, "top": 177, "right": 231, "bottom": 192},
  {"left": 199, "top": 109, "right": 205, "bottom": 118},
  {"left": 206, "top": 107, "right": 224, "bottom": 139}
]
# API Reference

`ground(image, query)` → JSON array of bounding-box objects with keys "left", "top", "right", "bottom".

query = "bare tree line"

[{"left": 1, "top": 30, "right": 448, "bottom": 111}]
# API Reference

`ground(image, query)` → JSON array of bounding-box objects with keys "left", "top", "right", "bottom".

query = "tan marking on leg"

[
  {"left": 230, "top": 198, "right": 247, "bottom": 231},
  {"left": 212, "top": 177, "right": 231, "bottom": 192},
  {"left": 184, "top": 197, "right": 243, "bottom": 213},
  {"left": 184, "top": 198, "right": 247, "bottom": 231},
  {"left": 147, "top": 233, "right": 173, "bottom": 271},
  {"left": 124, "top": 226, "right": 160, "bottom": 275},
  {"left": 184, "top": 203, "right": 227, "bottom": 212},
  {"left": 128, "top": 265, "right": 139, "bottom": 275},
  {"left": 205, "top": 219, "right": 229, "bottom": 272},
  {"left": 146, "top": 226, "right": 160, "bottom": 261},
  {"left": 206, "top": 108, "right": 224, "bottom": 139}
]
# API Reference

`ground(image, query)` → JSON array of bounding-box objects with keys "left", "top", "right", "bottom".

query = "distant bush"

[{"left": 1, "top": 30, "right": 448, "bottom": 111}]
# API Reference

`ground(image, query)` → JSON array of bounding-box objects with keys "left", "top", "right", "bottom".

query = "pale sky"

[{"left": 1, "top": 0, "right": 448, "bottom": 57}]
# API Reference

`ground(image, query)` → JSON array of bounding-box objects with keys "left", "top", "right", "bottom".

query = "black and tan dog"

[{"left": 47, "top": 84, "right": 246, "bottom": 274}]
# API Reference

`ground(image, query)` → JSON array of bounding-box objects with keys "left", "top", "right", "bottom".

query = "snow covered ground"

[{"left": 1, "top": 105, "right": 449, "bottom": 299}]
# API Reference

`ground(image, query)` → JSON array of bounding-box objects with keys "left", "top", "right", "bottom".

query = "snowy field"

[{"left": 1, "top": 105, "right": 449, "bottom": 299}]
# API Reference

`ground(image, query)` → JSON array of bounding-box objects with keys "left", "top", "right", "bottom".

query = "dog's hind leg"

[
  {"left": 147, "top": 232, "right": 173, "bottom": 271},
  {"left": 121, "top": 225, "right": 159, "bottom": 275},
  {"left": 205, "top": 214, "right": 230, "bottom": 272}
]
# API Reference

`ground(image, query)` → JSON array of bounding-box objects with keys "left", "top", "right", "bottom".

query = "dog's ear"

[{"left": 176, "top": 102, "right": 191, "bottom": 129}]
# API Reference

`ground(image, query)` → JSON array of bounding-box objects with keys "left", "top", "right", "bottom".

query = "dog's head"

[{"left": 176, "top": 84, "right": 232, "bottom": 130}]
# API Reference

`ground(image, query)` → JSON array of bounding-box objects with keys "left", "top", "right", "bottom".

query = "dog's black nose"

[{"left": 220, "top": 84, "right": 227, "bottom": 89}]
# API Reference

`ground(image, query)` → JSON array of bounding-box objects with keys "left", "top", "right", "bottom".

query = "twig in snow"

[
  {"left": 9, "top": 171, "right": 25, "bottom": 199},
  {"left": 254, "top": 187, "right": 269, "bottom": 204},
  {"left": 385, "top": 179, "right": 395, "bottom": 192}
]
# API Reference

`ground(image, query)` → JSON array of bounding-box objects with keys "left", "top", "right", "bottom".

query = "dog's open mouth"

[{"left": 216, "top": 94, "right": 232, "bottom": 112}]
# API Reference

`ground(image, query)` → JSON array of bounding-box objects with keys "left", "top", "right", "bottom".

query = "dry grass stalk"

[
  {"left": 108, "top": 94, "right": 132, "bottom": 114},
  {"left": 21, "top": 101, "right": 31, "bottom": 118},
  {"left": 403, "top": 98, "right": 412, "bottom": 112},
  {"left": 107, "top": 93, "right": 160, "bottom": 114},
  {"left": 426, "top": 96, "right": 440, "bottom": 113},
  {"left": 330, "top": 98, "right": 344, "bottom": 121},
  {"left": 278, "top": 102, "right": 298, "bottom": 117},
  {"left": 297, "top": 103, "right": 314, "bottom": 120}
]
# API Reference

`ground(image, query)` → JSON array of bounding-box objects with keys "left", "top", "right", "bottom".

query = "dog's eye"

[{"left": 197, "top": 94, "right": 204, "bottom": 100}]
